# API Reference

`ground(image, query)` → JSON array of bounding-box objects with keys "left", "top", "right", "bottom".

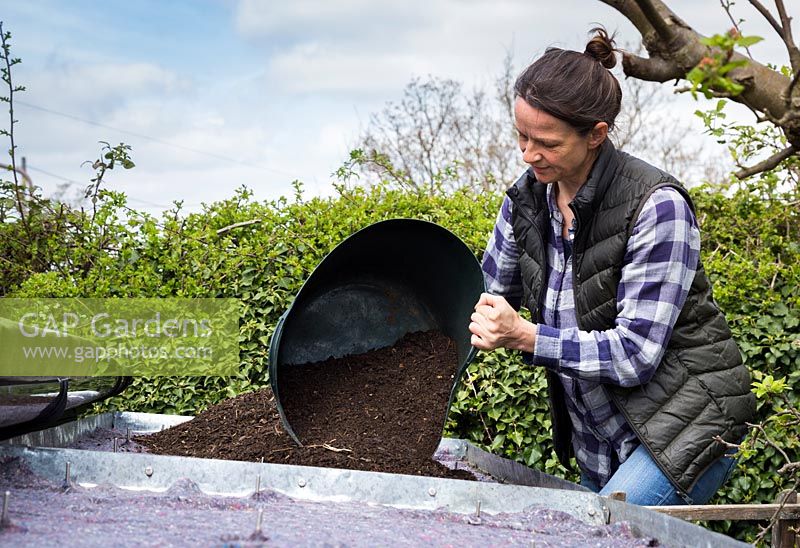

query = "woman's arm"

[
  {"left": 532, "top": 187, "right": 700, "bottom": 387},
  {"left": 481, "top": 195, "right": 524, "bottom": 310}
]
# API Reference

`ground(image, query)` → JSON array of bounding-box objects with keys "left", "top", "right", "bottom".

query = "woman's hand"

[{"left": 469, "top": 292, "right": 537, "bottom": 351}]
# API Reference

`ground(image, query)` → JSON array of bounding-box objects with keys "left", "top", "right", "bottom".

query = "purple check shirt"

[{"left": 482, "top": 182, "right": 700, "bottom": 487}]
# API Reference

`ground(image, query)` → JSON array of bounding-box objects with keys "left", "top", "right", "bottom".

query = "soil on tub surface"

[{"left": 143, "top": 330, "right": 473, "bottom": 479}]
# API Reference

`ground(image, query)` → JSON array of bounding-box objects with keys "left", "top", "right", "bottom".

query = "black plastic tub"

[{"left": 269, "top": 219, "right": 486, "bottom": 444}]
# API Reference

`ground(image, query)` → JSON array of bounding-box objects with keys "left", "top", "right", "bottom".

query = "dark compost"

[{"left": 144, "top": 330, "right": 468, "bottom": 478}]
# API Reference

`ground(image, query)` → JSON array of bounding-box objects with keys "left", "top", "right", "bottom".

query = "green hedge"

[
  {"left": 12, "top": 183, "right": 500, "bottom": 413},
  {"left": 687, "top": 180, "right": 799, "bottom": 542},
  {"left": 9, "top": 179, "right": 798, "bottom": 543}
]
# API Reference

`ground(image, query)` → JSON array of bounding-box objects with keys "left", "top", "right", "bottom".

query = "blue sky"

[{"left": 1, "top": 1, "right": 789, "bottom": 213}]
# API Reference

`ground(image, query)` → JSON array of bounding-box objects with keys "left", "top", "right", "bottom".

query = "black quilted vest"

[{"left": 507, "top": 139, "right": 755, "bottom": 496}]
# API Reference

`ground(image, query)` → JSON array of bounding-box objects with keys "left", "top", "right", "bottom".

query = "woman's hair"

[{"left": 514, "top": 27, "right": 622, "bottom": 134}]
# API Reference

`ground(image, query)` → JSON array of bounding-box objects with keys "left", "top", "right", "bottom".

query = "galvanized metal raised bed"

[{"left": 0, "top": 411, "right": 746, "bottom": 547}]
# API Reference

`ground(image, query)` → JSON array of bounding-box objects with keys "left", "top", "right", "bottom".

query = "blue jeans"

[{"left": 579, "top": 444, "right": 738, "bottom": 505}]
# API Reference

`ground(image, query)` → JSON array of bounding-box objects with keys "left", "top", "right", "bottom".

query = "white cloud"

[
  {"left": 238, "top": 0, "right": 631, "bottom": 94},
  {"left": 234, "top": 0, "right": 432, "bottom": 44},
  {"left": 12, "top": 56, "right": 298, "bottom": 211},
  {"left": 266, "top": 43, "right": 436, "bottom": 94},
  {"left": 20, "top": 61, "right": 186, "bottom": 113}
]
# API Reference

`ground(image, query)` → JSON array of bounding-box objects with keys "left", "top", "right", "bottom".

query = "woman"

[{"left": 468, "top": 29, "right": 755, "bottom": 505}]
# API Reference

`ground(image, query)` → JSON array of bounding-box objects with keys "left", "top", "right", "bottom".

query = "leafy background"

[{"left": 7, "top": 171, "right": 798, "bottom": 542}]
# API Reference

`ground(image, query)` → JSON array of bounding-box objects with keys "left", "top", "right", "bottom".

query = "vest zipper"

[{"left": 568, "top": 203, "right": 582, "bottom": 280}]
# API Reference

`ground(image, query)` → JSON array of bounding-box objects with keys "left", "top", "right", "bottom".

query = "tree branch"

[
  {"left": 734, "top": 145, "right": 797, "bottom": 178},
  {"left": 602, "top": 0, "right": 795, "bottom": 150},
  {"left": 721, "top": 0, "right": 755, "bottom": 59},
  {"left": 598, "top": 0, "right": 658, "bottom": 40},
  {"left": 748, "top": 0, "right": 785, "bottom": 38},
  {"left": 634, "top": 0, "right": 678, "bottom": 44},
  {"left": 673, "top": 85, "right": 736, "bottom": 98},
  {"left": 774, "top": 0, "right": 800, "bottom": 72},
  {"left": 0, "top": 23, "right": 28, "bottom": 230},
  {"left": 678, "top": 83, "right": 773, "bottom": 122},
  {"left": 754, "top": 479, "right": 800, "bottom": 546},
  {"left": 748, "top": 0, "right": 800, "bottom": 72},
  {"left": 778, "top": 461, "right": 800, "bottom": 476},
  {"left": 622, "top": 52, "right": 685, "bottom": 82},
  {"left": 216, "top": 219, "right": 262, "bottom": 236},
  {"left": 786, "top": 70, "right": 800, "bottom": 105}
]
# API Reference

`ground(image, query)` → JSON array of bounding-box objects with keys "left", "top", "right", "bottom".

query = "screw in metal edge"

[
  {"left": 248, "top": 508, "right": 268, "bottom": 541},
  {"left": 144, "top": 466, "right": 154, "bottom": 477},
  {"left": 466, "top": 499, "right": 482, "bottom": 526},
  {"left": 297, "top": 478, "right": 306, "bottom": 488},
  {"left": 62, "top": 461, "right": 72, "bottom": 491},
  {"left": 427, "top": 487, "right": 437, "bottom": 497},
  {"left": 1, "top": 491, "right": 9, "bottom": 526}
]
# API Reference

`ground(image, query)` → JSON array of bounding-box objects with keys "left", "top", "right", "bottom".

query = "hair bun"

[{"left": 584, "top": 26, "right": 618, "bottom": 69}]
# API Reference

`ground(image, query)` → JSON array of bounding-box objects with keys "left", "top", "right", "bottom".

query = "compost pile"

[{"left": 145, "top": 330, "right": 470, "bottom": 478}]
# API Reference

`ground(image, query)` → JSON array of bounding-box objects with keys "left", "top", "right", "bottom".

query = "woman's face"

[{"left": 514, "top": 97, "right": 606, "bottom": 187}]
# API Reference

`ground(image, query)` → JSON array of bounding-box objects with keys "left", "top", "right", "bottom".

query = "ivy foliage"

[{"left": 688, "top": 178, "right": 799, "bottom": 542}]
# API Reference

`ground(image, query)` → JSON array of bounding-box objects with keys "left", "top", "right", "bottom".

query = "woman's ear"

[{"left": 588, "top": 122, "right": 608, "bottom": 149}]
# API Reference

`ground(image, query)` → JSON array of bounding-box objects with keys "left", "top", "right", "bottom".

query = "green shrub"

[{"left": 689, "top": 179, "right": 799, "bottom": 542}]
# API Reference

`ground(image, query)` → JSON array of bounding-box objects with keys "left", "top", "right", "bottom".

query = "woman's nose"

[{"left": 523, "top": 145, "right": 541, "bottom": 165}]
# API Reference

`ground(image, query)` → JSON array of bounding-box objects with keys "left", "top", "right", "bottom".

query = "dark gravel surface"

[{"left": 0, "top": 457, "right": 661, "bottom": 547}]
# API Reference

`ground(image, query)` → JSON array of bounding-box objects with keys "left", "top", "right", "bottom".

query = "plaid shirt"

[{"left": 482, "top": 183, "right": 700, "bottom": 487}]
